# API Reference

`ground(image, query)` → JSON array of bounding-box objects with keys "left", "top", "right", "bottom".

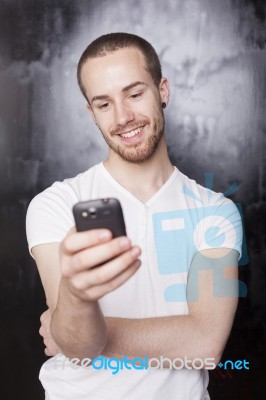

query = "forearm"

[
  {"left": 103, "top": 315, "right": 221, "bottom": 363},
  {"left": 51, "top": 278, "right": 107, "bottom": 360},
  {"left": 102, "top": 252, "right": 239, "bottom": 364}
]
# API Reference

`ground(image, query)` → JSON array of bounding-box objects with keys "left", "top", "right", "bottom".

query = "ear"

[
  {"left": 159, "top": 77, "right": 170, "bottom": 105},
  {"left": 86, "top": 103, "right": 97, "bottom": 124}
]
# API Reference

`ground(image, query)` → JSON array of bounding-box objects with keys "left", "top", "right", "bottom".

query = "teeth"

[{"left": 120, "top": 127, "right": 143, "bottom": 138}]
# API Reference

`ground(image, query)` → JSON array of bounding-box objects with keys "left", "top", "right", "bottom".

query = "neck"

[{"left": 103, "top": 136, "right": 174, "bottom": 203}]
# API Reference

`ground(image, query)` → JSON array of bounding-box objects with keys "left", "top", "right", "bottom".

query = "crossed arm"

[{"left": 34, "top": 228, "right": 239, "bottom": 366}]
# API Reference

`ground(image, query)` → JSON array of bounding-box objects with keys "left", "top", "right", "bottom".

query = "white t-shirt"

[{"left": 26, "top": 163, "right": 243, "bottom": 400}]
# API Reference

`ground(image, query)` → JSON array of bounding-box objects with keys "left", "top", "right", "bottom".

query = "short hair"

[{"left": 77, "top": 32, "right": 162, "bottom": 102}]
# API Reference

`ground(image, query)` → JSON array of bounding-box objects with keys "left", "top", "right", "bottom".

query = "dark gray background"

[{"left": 0, "top": 0, "right": 265, "bottom": 399}]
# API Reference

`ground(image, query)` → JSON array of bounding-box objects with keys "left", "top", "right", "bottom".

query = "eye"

[
  {"left": 98, "top": 102, "right": 110, "bottom": 110},
  {"left": 130, "top": 92, "right": 143, "bottom": 100}
]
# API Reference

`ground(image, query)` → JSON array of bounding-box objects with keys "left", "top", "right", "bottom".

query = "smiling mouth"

[{"left": 119, "top": 126, "right": 145, "bottom": 138}]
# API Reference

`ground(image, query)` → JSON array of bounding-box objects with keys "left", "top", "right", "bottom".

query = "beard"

[{"left": 99, "top": 106, "right": 165, "bottom": 164}]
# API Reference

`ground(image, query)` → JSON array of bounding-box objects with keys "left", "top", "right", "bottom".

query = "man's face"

[{"left": 81, "top": 47, "right": 169, "bottom": 163}]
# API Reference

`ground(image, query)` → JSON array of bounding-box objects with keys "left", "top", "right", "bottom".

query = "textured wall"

[{"left": 0, "top": 0, "right": 265, "bottom": 399}]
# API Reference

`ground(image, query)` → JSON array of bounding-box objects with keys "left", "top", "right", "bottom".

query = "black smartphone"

[{"left": 73, "top": 198, "right": 126, "bottom": 237}]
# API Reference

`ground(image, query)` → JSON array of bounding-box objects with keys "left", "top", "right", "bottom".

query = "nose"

[{"left": 114, "top": 101, "right": 135, "bottom": 127}]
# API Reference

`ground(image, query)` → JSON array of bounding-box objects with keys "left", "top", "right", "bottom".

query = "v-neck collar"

[{"left": 99, "top": 162, "right": 179, "bottom": 207}]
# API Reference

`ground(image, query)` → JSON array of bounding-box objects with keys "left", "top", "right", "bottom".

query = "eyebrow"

[{"left": 91, "top": 81, "right": 147, "bottom": 104}]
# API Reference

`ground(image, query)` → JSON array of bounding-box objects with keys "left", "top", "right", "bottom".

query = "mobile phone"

[{"left": 73, "top": 198, "right": 127, "bottom": 237}]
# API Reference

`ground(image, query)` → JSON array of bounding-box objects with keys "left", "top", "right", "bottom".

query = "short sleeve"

[
  {"left": 26, "top": 183, "right": 77, "bottom": 257},
  {"left": 195, "top": 197, "right": 243, "bottom": 260}
]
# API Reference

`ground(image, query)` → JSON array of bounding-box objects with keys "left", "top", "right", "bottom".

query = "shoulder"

[
  {"left": 177, "top": 169, "right": 242, "bottom": 227},
  {"left": 26, "top": 164, "right": 100, "bottom": 253},
  {"left": 175, "top": 169, "right": 243, "bottom": 258},
  {"left": 28, "top": 164, "right": 99, "bottom": 212},
  {"left": 177, "top": 170, "right": 229, "bottom": 207}
]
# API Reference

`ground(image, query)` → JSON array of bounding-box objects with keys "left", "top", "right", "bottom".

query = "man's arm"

[
  {"left": 40, "top": 247, "right": 238, "bottom": 366},
  {"left": 33, "top": 227, "right": 141, "bottom": 361},
  {"left": 102, "top": 248, "right": 239, "bottom": 365}
]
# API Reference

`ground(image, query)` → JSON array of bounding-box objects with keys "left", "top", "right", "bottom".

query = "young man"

[{"left": 26, "top": 33, "right": 243, "bottom": 400}]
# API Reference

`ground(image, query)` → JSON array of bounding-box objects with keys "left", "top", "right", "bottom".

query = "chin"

[{"left": 118, "top": 147, "right": 159, "bottom": 164}]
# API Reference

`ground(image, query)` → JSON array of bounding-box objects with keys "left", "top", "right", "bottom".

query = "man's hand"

[
  {"left": 39, "top": 309, "right": 61, "bottom": 356},
  {"left": 59, "top": 227, "right": 141, "bottom": 302}
]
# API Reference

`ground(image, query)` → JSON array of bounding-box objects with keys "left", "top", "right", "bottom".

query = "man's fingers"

[
  {"left": 39, "top": 325, "right": 44, "bottom": 337},
  {"left": 70, "top": 246, "right": 141, "bottom": 290},
  {"left": 81, "top": 259, "right": 141, "bottom": 301},
  {"left": 59, "top": 227, "right": 142, "bottom": 301},
  {"left": 44, "top": 347, "right": 53, "bottom": 356},
  {"left": 63, "top": 236, "right": 134, "bottom": 277},
  {"left": 62, "top": 228, "right": 112, "bottom": 255},
  {"left": 40, "top": 309, "right": 50, "bottom": 324}
]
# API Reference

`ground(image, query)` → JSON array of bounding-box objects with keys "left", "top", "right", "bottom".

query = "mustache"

[{"left": 110, "top": 118, "right": 150, "bottom": 136}]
